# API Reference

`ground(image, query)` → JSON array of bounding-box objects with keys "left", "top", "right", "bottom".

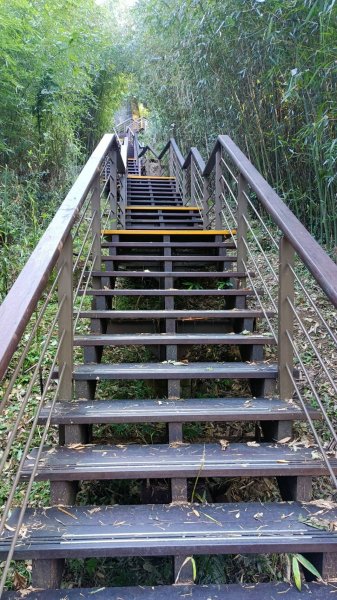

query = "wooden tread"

[
  {"left": 38, "top": 397, "right": 320, "bottom": 425},
  {"left": 77, "top": 309, "right": 270, "bottom": 319},
  {"left": 3, "top": 501, "right": 337, "bottom": 559},
  {"left": 78, "top": 289, "right": 257, "bottom": 297},
  {"left": 21, "top": 442, "right": 333, "bottom": 481},
  {"left": 101, "top": 255, "right": 236, "bottom": 262},
  {"left": 74, "top": 333, "right": 275, "bottom": 346},
  {"left": 102, "top": 230, "right": 237, "bottom": 236},
  {"left": 89, "top": 270, "right": 249, "bottom": 278},
  {"left": 4, "top": 583, "right": 336, "bottom": 599},
  {"left": 126, "top": 206, "right": 201, "bottom": 211},
  {"left": 101, "top": 241, "right": 236, "bottom": 248},
  {"left": 73, "top": 361, "right": 278, "bottom": 380}
]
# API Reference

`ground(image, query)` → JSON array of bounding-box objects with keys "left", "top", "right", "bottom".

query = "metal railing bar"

[
  {"left": 241, "top": 259, "right": 277, "bottom": 340},
  {"left": 217, "top": 136, "right": 337, "bottom": 307},
  {"left": 286, "top": 297, "right": 337, "bottom": 396},
  {"left": 289, "top": 264, "right": 337, "bottom": 346},
  {"left": 0, "top": 296, "right": 65, "bottom": 472},
  {"left": 220, "top": 157, "right": 238, "bottom": 185},
  {"left": 0, "top": 360, "right": 67, "bottom": 596},
  {"left": 73, "top": 233, "right": 97, "bottom": 305},
  {"left": 220, "top": 192, "right": 237, "bottom": 226},
  {"left": 73, "top": 212, "right": 96, "bottom": 273},
  {"left": 220, "top": 207, "right": 238, "bottom": 249},
  {"left": 0, "top": 134, "right": 119, "bottom": 379},
  {"left": 220, "top": 174, "right": 238, "bottom": 206},
  {"left": 285, "top": 363, "right": 337, "bottom": 490},
  {"left": 287, "top": 332, "right": 337, "bottom": 442},
  {"left": 72, "top": 194, "right": 92, "bottom": 240},
  {"left": 242, "top": 239, "right": 278, "bottom": 306},
  {"left": 243, "top": 190, "right": 279, "bottom": 250},
  {"left": 73, "top": 254, "right": 96, "bottom": 332},
  {"left": 0, "top": 268, "right": 62, "bottom": 412},
  {"left": 242, "top": 215, "right": 278, "bottom": 280}
]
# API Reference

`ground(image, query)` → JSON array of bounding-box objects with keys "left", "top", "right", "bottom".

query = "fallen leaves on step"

[
  {"left": 57, "top": 506, "right": 78, "bottom": 520},
  {"left": 247, "top": 441, "right": 260, "bottom": 447},
  {"left": 219, "top": 439, "right": 229, "bottom": 451}
]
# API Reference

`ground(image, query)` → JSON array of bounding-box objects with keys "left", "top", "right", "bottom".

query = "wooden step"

[
  {"left": 88, "top": 270, "right": 249, "bottom": 278},
  {"left": 101, "top": 255, "right": 236, "bottom": 262},
  {"left": 74, "top": 333, "right": 275, "bottom": 346},
  {"left": 73, "top": 361, "right": 278, "bottom": 381},
  {"left": 39, "top": 397, "right": 320, "bottom": 425},
  {"left": 76, "top": 309, "right": 270, "bottom": 319},
  {"left": 78, "top": 289, "right": 256, "bottom": 297},
  {"left": 102, "top": 229, "right": 236, "bottom": 236},
  {"left": 21, "top": 441, "right": 332, "bottom": 481},
  {"left": 3, "top": 501, "right": 337, "bottom": 559},
  {"left": 3, "top": 582, "right": 336, "bottom": 600},
  {"left": 126, "top": 206, "right": 201, "bottom": 211},
  {"left": 101, "top": 241, "right": 236, "bottom": 248}
]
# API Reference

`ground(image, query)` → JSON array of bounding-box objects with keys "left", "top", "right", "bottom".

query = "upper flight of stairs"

[{"left": 3, "top": 134, "right": 337, "bottom": 599}]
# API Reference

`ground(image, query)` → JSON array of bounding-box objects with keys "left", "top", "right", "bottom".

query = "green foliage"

[
  {"left": 291, "top": 553, "right": 322, "bottom": 590},
  {"left": 0, "top": 0, "right": 130, "bottom": 298},
  {"left": 132, "top": 0, "right": 337, "bottom": 247}
]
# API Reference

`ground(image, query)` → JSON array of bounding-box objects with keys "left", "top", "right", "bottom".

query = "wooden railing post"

[
  {"left": 57, "top": 233, "right": 73, "bottom": 401},
  {"left": 169, "top": 144, "right": 174, "bottom": 177},
  {"left": 278, "top": 236, "right": 295, "bottom": 399},
  {"left": 109, "top": 149, "right": 118, "bottom": 229},
  {"left": 190, "top": 156, "right": 196, "bottom": 206},
  {"left": 91, "top": 174, "right": 102, "bottom": 271},
  {"left": 237, "top": 174, "right": 248, "bottom": 273},
  {"left": 203, "top": 176, "right": 210, "bottom": 228},
  {"left": 215, "top": 147, "right": 223, "bottom": 228}
]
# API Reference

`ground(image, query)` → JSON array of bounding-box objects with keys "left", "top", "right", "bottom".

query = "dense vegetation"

[
  {"left": 1, "top": 0, "right": 336, "bottom": 302},
  {"left": 132, "top": 0, "right": 337, "bottom": 248},
  {"left": 0, "top": 0, "right": 129, "bottom": 299}
]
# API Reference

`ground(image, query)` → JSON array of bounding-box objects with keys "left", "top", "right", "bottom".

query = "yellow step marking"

[
  {"left": 128, "top": 158, "right": 137, "bottom": 161},
  {"left": 102, "top": 229, "right": 237, "bottom": 236},
  {"left": 127, "top": 175, "right": 175, "bottom": 180},
  {"left": 126, "top": 206, "right": 200, "bottom": 211}
]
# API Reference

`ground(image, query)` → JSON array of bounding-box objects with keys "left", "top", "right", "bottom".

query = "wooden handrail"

[
  {"left": 183, "top": 147, "right": 205, "bottom": 172},
  {"left": 155, "top": 135, "right": 337, "bottom": 307},
  {"left": 214, "top": 135, "right": 337, "bottom": 308},
  {"left": 0, "top": 134, "right": 123, "bottom": 379},
  {"left": 158, "top": 138, "right": 184, "bottom": 167}
]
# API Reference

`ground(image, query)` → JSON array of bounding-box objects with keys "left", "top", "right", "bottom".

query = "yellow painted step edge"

[
  {"left": 102, "top": 229, "right": 237, "bottom": 236},
  {"left": 125, "top": 206, "right": 200, "bottom": 211},
  {"left": 127, "top": 175, "right": 175, "bottom": 180}
]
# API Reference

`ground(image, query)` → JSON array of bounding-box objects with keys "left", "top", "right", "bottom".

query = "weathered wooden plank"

[
  {"left": 3, "top": 502, "right": 337, "bottom": 559},
  {"left": 21, "top": 442, "right": 332, "bottom": 481},
  {"left": 77, "top": 309, "right": 270, "bottom": 319},
  {"left": 73, "top": 361, "right": 278, "bottom": 380},
  {"left": 87, "top": 270, "right": 249, "bottom": 278},
  {"left": 74, "top": 333, "right": 274, "bottom": 346},
  {"left": 38, "top": 397, "right": 320, "bottom": 425},
  {"left": 78, "top": 289, "right": 257, "bottom": 297},
  {"left": 3, "top": 583, "right": 336, "bottom": 600},
  {"left": 101, "top": 255, "right": 236, "bottom": 262}
]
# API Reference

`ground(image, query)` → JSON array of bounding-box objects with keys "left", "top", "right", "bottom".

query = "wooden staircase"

[{"left": 1, "top": 126, "right": 337, "bottom": 598}]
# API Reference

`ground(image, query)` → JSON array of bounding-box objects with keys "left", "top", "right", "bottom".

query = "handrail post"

[
  {"left": 237, "top": 174, "right": 248, "bottom": 272},
  {"left": 109, "top": 149, "right": 118, "bottom": 229},
  {"left": 203, "top": 176, "right": 210, "bottom": 228},
  {"left": 278, "top": 236, "right": 295, "bottom": 399},
  {"left": 91, "top": 173, "right": 102, "bottom": 270},
  {"left": 169, "top": 145, "right": 174, "bottom": 177},
  {"left": 57, "top": 233, "right": 73, "bottom": 401},
  {"left": 190, "top": 156, "right": 196, "bottom": 207},
  {"left": 182, "top": 167, "right": 188, "bottom": 205},
  {"left": 215, "top": 147, "right": 223, "bottom": 228}
]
